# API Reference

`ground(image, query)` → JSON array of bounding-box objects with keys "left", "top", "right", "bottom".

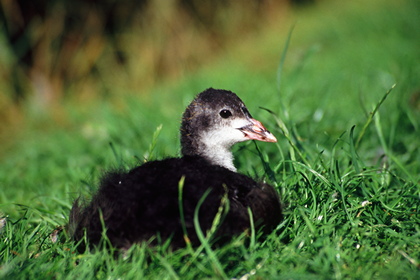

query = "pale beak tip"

[{"left": 265, "top": 132, "right": 277, "bottom": 143}]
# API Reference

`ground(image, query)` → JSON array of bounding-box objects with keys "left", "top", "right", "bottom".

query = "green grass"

[{"left": 1, "top": 0, "right": 419, "bottom": 279}]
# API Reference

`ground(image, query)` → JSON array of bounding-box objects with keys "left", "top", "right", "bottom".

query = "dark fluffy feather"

[{"left": 69, "top": 156, "right": 282, "bottom": 250}]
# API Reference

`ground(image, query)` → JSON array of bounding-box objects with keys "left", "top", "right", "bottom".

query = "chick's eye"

[{"left": 219, "top": 109, "right": 232, "bottom": 119}]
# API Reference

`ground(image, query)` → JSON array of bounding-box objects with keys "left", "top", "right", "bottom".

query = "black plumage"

[{"left": 69, "top": 88, "right": 282, "bottom": 251}]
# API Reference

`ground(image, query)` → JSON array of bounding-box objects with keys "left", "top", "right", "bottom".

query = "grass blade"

[
  {"left": 277, "top": 24, "right": 295, "bottom": 91},
  {"left": 356, "top": 84, "right": 396, "bottom": 148},
  {"left": 193, "top": 189, "right": 228, "bottom": 279}
]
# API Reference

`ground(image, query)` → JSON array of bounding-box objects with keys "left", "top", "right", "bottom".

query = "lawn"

[{"left": 1, "top": 0, "right": 419, "bottom": 279}]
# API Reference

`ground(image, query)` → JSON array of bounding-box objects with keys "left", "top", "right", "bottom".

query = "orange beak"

[{"left": 239, "top": 118, "right": 277, "bottom": 143}]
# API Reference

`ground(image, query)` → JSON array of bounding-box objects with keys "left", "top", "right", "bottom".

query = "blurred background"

[
  {"left": 0, "top": 0, "right": 418, "bottom": 160},
  {"left": 0, "top": 0, "right": 318, "bottom": 100},
  {"left": 0, "top": 0, "right": 305, "bottom": 119}
]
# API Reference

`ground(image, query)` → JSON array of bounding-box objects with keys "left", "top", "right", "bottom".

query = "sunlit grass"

[{"left": 1, "top": 0, "right": 419, "bottom": 279}]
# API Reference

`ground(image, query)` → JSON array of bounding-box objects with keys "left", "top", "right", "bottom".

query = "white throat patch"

[{"left": 198, "top": 118, "right": 251, "bottom": 171}]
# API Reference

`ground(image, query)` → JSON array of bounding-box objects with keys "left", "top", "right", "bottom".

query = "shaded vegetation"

[{"left": 0, "top": 0, "right": 290, "bottom": 106}]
